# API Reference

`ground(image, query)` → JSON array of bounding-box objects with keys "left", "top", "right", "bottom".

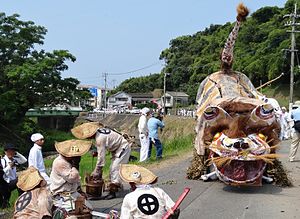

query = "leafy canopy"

[{"left": 0, "top": 13, "right": 90, "bottom": 133}]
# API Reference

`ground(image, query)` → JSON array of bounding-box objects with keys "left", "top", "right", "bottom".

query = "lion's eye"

[
  {"left": 258, "top": 133, "right": 267, "bottom": 141},
  {"left": 213, "top": 132, "right": 221, "bottom": 140},
  {"left": 204, "top": 107, "right": 219, "bottom": 120}
]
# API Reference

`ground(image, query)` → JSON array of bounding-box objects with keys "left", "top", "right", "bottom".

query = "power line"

[{"left": 107, "top": 62, "right": 162, "bottom": 75}]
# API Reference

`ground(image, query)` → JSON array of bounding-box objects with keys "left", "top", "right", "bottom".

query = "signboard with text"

[{"left": 89, "top": 87, "right": 98, "bottom": 97}]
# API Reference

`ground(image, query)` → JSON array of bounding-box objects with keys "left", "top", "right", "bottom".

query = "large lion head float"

[{"left": 187, "top": 3, "right": 282, "bottom": 186}]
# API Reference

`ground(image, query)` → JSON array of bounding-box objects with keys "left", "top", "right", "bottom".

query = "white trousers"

[
  {"left": 289, "top": 131, "right": 300, "bottom": 161},
  {"left": 110, "top": 145, "right": 131, "bottom": 184},
  {"left": 139, "top": 134, "right": 149, "bottom": 162}
]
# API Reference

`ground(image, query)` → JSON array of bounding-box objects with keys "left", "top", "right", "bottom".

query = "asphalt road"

[{"left": 91, "top": 139, "right": 300, "bottom": 219}]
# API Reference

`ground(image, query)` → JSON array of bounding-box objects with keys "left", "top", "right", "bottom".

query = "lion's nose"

[
  {"left": 241, "top": 142, "right": 249, "bottom": 149},
  {"left": 233, "top": 142, "right": 241, "bottom": 149},
  {"left": 232, "top": 141, "right": 249, "bottom": 149}
]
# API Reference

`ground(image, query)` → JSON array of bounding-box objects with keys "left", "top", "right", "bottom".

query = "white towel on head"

[{"left": 31, "top": 133, "right": 44, "bottom": 142}]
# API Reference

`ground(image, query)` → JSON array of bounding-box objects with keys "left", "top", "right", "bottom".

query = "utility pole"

[
  {"left": 284, "top": 3, "right": 300, "bottom": 112},
  {"left": 163, "top": 72, "right": 170, "bottom": 116},
  {"left": 103, "top": 72, "right": 108, "bottom": 118}
]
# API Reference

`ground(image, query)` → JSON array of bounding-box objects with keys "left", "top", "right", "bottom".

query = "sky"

[{"left": 1, "top": 0, "right": 287, "bottom": 88}]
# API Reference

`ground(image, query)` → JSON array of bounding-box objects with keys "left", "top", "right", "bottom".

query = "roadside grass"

[
  {"left": 130, "top": 133, "right": 195, "bottom": 165},
  {"left": 43, "top": 129, "right": 74, "bottom": 152}
]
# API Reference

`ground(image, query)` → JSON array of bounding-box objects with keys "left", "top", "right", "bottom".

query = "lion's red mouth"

[{"left": 216, "top": 159, "right": 266, "bottom": 183}]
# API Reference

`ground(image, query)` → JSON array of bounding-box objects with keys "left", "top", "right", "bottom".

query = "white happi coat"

[
  {"left": 120, "top": 185, "right": 175, "bottom": 219},
  {"left": 13, "top": 186, "right": 52, "bottom": 219},
  {"left": 95, "top": 129, "right": 131, "bottom": 184},
  {"left": 50, "top": 155, "right": 93, "bottom": 211},
  {"left": 50, "top": 155, "right": 81, "bottom": 196}
]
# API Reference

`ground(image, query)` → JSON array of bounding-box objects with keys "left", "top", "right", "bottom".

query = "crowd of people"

[
  {"left": 0, "top": 113, "right": 177, "bottom": 218},
  {"left": 176, "top": 108, "right": 196, "bottom": 118}
]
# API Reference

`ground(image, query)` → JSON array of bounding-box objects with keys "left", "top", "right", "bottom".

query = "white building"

[
  {"left": 161, "top": 91, "right": 189, "bottom": 108},
  {"left": 107, "top": 91, "right": 132, "bottom": 109},
  {"left": 77, "top": 85, "right": 110, "bottom": 108}
]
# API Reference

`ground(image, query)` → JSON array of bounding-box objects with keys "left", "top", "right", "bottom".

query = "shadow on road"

[{"left": 223, "top": 183, "right": 282, "bottom": 194}]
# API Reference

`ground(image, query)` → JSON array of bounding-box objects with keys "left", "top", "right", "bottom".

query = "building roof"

[
  {"left": 166, "top": 91, "right": 189, "bottom": 97},
  {"left": 128, "top": 93, "right": 153, "bottom": 98},
  {"left": 108, "top": 91, "right": 129, "bottom": 98},
  {"left": 78, "top": 84, "right": 111, "bottom": 90}
]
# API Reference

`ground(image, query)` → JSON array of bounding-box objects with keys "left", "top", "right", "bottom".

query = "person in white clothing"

[
  {"left": 71, "top": 122, "right": 132, "bottom": 200},
  {"left": 0, "top": 143, "right": 27, "bottom": 208},
  {"left": 119, "top": 164, "right": 179, "bottom": 219},
  {"left": 50, "top": 139, "right": 93, "bottom": 217},
  {"left": 280, "top": 107, "right": 289, "bottom": 140},
  {"left": 91, "top": 128, "right": 132, "bottom": 199},
  {"left": 138, "top": 107, "right": 150, "bottom": 162},
  {"left": 28, "top": 133, "right": 51, "bottom": 185}
]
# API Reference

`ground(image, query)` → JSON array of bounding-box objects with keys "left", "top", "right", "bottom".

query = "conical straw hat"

[
  {"left": 17, "top": 166, "right": 45, "bottom": 191},
  {"left": 119, "top": 164, "right": 157, "bottom": 185},
  {"left": 55, "top": 139, "right": 92, "bottom": 157},
  {"left": 71, "top": 122, "right": 104, "bottom": 139}
]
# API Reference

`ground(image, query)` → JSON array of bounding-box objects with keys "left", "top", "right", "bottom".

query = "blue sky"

[{"left": 1, "top": 0, "right": 286, "bottom": 88}]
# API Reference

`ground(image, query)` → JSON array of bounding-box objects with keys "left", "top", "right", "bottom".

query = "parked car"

[{"left": 129, "top": 107, "right": 141, "bottom": 114}]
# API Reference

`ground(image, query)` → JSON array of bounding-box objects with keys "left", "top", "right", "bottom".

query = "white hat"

[
  {"left": 31, "top": 133, "right": 44, "bottom": 142},
  {"left": 141, "top": 107, "right": 150, "bottom": 115}
]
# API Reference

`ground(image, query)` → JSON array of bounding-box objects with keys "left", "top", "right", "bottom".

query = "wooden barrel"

[{"left": 85, "top": 178, "right": 104, "bottom": 197}]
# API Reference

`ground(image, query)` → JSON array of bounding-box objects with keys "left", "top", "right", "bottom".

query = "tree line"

[{"left": 114, "top": 0, "right": 300, "bottom": 104}]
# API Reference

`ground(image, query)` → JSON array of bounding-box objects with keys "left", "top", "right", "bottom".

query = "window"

[
  {"left": 166, "top": 97, "right": 171, "bottom": 104},
  {"left": 116, "top": 98, "right": 128, "bottom": 101}
]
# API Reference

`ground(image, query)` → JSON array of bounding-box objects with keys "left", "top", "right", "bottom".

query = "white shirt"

[
  {"left": 138, "top": 115, "right": 148, "bottom": 135},
  {"left": 1, "top": 152, "right": 27, "bottom": 183},
  {"left": 120, "top": 185, "right": 175, "bottom": 219},
  {"left": 28, "top": 144, "right": 51, "bottom": 184},
  {"left": 1, "top": 155, "right": 17, "bottom": 183}
]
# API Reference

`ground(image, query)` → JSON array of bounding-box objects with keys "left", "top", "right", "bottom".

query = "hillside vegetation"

[{"left": 114, "top": 0, "right": 300, "bottom": 104}]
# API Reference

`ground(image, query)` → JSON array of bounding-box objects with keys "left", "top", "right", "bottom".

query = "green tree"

[{"left": 0, "top": 13, "right": 90, "bottom": 142}]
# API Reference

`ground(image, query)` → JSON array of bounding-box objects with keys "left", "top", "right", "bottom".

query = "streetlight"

[{"left": 163, "top": 72, "right": 170, "bottom": 116}]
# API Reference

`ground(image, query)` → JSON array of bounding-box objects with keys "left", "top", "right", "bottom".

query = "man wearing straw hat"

[
  {"left": 71, "top": 122, "right": 132, "bottom": 200},
  {"left": 28, "top": 133, "right": 51, "bottom": 185},
  {"left": 13, "top": 166, "right": 52, "bottom": 219},
  {"left": 119, "top": 164, "right": 179, "bottom": 219},
  {"left": 50, "top": 139, "right": 93, "bottom": 216}
]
